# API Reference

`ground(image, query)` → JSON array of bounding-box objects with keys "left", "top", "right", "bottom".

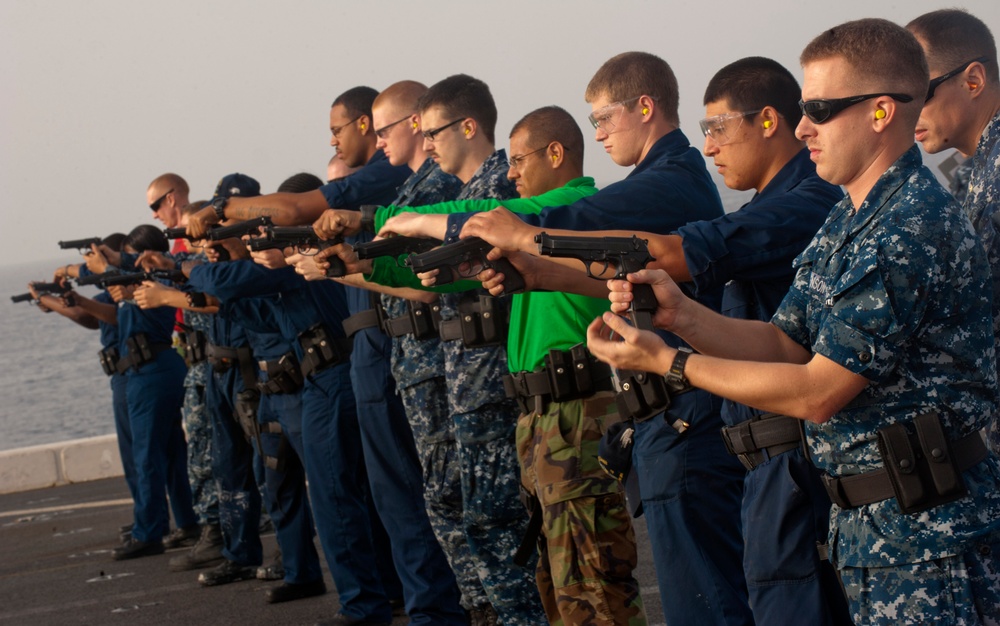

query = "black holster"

[
  {"left": 258, "top": 353, "right": 304, "bottom": 395},
  {"left": 513, "top": 484, "right": 543, "bottom": 568},
  {"left": 259, "top": 422, "right": 287, "bottom": 472},
  {"left": 503, "top": 345, "right": 614, "bottom": 415},
  {"left": 877, "top": 412, "right": 968, "bottom": 514},
  {"left": 298, "top": 323, "right": 352, "bottom": 379},
  {"left": 115, "top": 334, "right": 170, "bottom": 373},
  {"left": 179, "top": 328, "right": 208, "bottom": 365},
  {"left": 438, "top": 294, "right": 508, "bottom": 348},
  {"left": 98, "top": 346, "right": 120, "bottom": 376},
  {"left": 384, "top": 299, "right": 442, "bottom": 340},
  {"left": 614, "top": 371, "right": 682, "bottom": 431},
  {"left": 234, "top": 388, "right": 262, "bottom": 444},
  {"left": 126, "top": 333, "right": 155, "bottom": 364}
]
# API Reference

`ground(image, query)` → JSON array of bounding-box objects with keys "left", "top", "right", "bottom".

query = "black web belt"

[
  {"left": 822, "top": 429, "right": 987, "bottom": 509},
  {"left": 384, "top": 300, "right": 441, "bottom": 340},
  {"left": 503, "top": 346, "right": 615, "bottom": 414},
  {"left": 437, "top": 294, "right": 507, "bottom": 348},
  {"left": 206, "top": 343, "right": 257, "bottom": 391},
  {"left": 342, "top": 309, "right": 381, "bottom": 338},
  {"left": 721, "top": 413, "right": 804, "bottom": 471},
  {"left": 115, "top": 334, "right": 171, "bottom": 374},
  {"left": 342, "top": 292, "right": 390, "bottom": 339}
]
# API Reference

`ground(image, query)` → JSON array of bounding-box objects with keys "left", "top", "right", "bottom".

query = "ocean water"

[{"left": 0, "top": 258, "right": 114, "bottom": 451}]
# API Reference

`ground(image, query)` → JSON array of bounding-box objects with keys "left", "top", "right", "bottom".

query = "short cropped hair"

[
  {"left": 585, "top": 52, "right": 680, "bottom": 125},
  {"left": 374, "top": 81, "right": 428, "bottom": 118},
  {"left": 703, "top": 57, "right": 803, "bottom": 128},
  {"left": 510, "top": 106, "right": 584, "bottom": 170},
  {"left": 332, "top": 86, "right": 379, "bottom": 119},
  {"left": 417, "top": 74, "right": 498, "bottom": 144},
  {"left": 801, "top": 18, "right": 929, "bottom": 103},
  {"left": 123, "top": 224, "right": 169, "bottom": 254},
  {"left": 908, "top": 9, "right": 998, "bottom": 84},
  {"left": 148, "top": 173, "right": 189, "bottom": 197},
  {"left": 277, "top": 172, "right": 324, "bottom": 193}
]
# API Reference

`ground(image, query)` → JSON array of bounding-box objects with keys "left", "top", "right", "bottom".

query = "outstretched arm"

[
  {"left": 72, "top": 292, "right": 119, "bottom": 326},
  {"left": 30, "top": 283, "right": 100, "bottom": 330},
  {"left": 188, "top": 190, "right": 330, "bottom": 237}
]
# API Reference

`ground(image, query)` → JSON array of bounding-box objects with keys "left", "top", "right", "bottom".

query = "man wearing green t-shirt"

[{"left": 310, "top": 106, "right": 647, "bottom": 624}]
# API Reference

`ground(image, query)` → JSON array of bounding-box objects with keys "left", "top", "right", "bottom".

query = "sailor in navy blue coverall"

[{"left": 456, "top": 91, "right": 754, "bottom": 623}]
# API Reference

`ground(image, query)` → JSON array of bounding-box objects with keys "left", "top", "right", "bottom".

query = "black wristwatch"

[
  {"left": 664, "top": 347, "right": 693, "bottom": 394},
  {"left": 212, "top": 196, "right": 228, "bottom": 222},
  {"left": 186, "top": 292, "right": 207, "bottom": 308},
  {"left": 359, "top": 205, "right": 379, "bottom": 233}
]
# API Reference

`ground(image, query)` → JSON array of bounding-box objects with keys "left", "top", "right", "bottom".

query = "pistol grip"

[
  {"left": 492, "top": 258, "right": 525, "bottom": 294},
  {"left": 432, "top": 266, "right": 457, "bottom": 285},
  {"left": 631, "top": 283, "right": 658, "bottom": 315},
  {"left": 325, "top": 257, "right": 347, "bottom": 278},
  {"left": 211, "top": 245, "right": 231, "bottom": 262}
]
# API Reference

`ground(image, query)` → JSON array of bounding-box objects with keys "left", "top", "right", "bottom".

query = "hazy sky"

[{"left": 2, "top": 0, "right": 998, "bottom": 270}]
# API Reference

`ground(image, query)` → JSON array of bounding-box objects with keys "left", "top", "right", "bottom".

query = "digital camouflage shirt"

[
  {"left": 965, "top": 111, "right": 1000, "bottom": 452},
  {"left": 772, "top": 145, "right": 1000, "bottom": 568}
]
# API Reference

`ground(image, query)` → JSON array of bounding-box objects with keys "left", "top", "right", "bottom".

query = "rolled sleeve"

[{"left": 812, "top": 312, "right": 879, "bottom": 376}]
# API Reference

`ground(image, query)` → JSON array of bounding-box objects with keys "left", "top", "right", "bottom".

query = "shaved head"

[{"left": 374, "top": 80, "right": 428, "bottom": 119}]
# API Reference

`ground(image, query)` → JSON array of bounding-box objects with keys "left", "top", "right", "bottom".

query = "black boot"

[
  {"left": 198, "top": 559, "right": 257, "bottom": 586},
  {"left": 168, "top": 524, "right": 224, "bottom": 572}
]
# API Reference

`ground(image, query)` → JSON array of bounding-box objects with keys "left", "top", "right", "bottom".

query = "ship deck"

[{"left": 0, "top": 478, "right": 667, "bottom": 625}]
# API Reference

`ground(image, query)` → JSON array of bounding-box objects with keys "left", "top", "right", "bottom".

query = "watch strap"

[
  {"left": 664, "top": 347, "right": 693, "bottom": 394},
  {"left": 186, "top": 292, "right": 208, "bottom": 308},
  {"left": 212, "top": 197, "right": 228, "bottom": 222},
  {"left": 359, "top": 205, "right": 379, "bottom": 234}
]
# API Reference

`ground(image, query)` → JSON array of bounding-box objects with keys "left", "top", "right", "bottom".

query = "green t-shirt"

[
  {"left": 367, "top": 177, "right": 596, "bottom": 291},
  {"left": 366, "top": 177, "right": 610, "bottom": 372}
]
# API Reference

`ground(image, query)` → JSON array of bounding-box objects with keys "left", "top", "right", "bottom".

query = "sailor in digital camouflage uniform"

[
  {"left": 166, "top": 209, "right": 224, "bottom": 569},
  {"left": 368, "top": 81, "right": 488, "bottom": 618},
  {"left": 951, "top": 158, "right": 974, "bottom": 203},
  {"left": 586, "top": 19, "right": 1000, "bottom": 624},
  {"left": 417, "top": 75, "right": 545, "bottom": 624},
  {"left": 170, "top": 278, "right": 225, "bottom": 570},
  {"left": 909, "top": 9, "right": 1000, "bottom": 454}
]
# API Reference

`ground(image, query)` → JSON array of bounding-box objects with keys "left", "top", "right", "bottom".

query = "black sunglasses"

[
  {"left": 799, "top": 93, "right": 914, "bottom": 124},
  {"left": 926, "top": 56, "right": 990, "bottom": 102},
  {"left": 149, "top": 188, "right": 174, "bottom": 211}
]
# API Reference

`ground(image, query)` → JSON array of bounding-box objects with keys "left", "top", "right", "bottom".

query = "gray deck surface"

[{"left": 0, "top": 478, "right": 667, "bottom": 625}]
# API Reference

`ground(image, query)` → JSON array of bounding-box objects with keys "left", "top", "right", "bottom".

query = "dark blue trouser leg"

[
  {"left": 259, "top": 388, "right": 322, "bottom": 585},
  {"left": 300, "top": 362, "right": 391, "bottom": 622},
  {"left": 350, "top": 328, "right": 466, "bottom": 626},
  {"left": 127, "top": 353, "right": 190, "bottom": 543},
  {"left": 207, "top": 368, "right": 262, "bottom": 566},
  {"left": 110, "top": 373, "right": 138, "bottom": 502},
  {"left": 634, "top": 400, "right": 753, "bottom": 626},
  {"left": 743, "top": 449, "right": 853, "bottom": 625}
]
